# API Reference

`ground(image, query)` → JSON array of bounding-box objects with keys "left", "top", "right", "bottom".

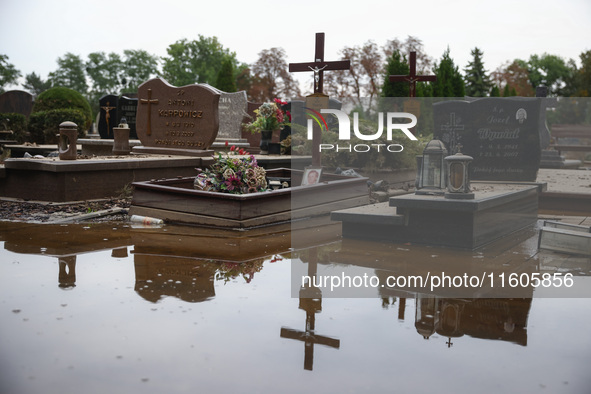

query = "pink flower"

[
  {"left": 224, "top": 175, "right": 242, "bottom": 191},
  {"left": 225, "top": 141, "right": 229, "bottom": 146}
]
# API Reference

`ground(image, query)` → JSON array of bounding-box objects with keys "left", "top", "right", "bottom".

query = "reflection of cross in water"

[
  {"left": 280, "top": 249, "right": 340, "bottom": 371},
  {"left": 440, "top": 113, "right": 465, "bottom": 154},
  {"left": 289, "top": 32, "right": 351, "bottom": 94},
  {"left": 101, "top": 101, "right": 116, "bottom": 138},
  {"left": 140, "top": 88, "right": 159, "bottom": 136},
  {"left": 389, "top": 52, "right": 437, "bottom": 98},
  {"left": 446, "top": 337, "right": 454, "bottom": 348}
]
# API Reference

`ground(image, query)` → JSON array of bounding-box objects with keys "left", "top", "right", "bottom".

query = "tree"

[
  {"left": 381, "top": 50, "right": 409, "bottom": 97},
  {"left": 383, "top": 36, "right": 433, "bottom": 73},
  {"left": 22, "top": 72, "right": 52, "bottom": 97},
  {"left": 491, "top": 60, "right": 534, "bottom": 96},
  {"left": 490, "top": 85, "right": 500, "bottom": 97},
  {"left": 0, "top": 54, "right": 21, "bottom": 93},
  {"left": 48, "top": 53, "right": 88, "bottom": 94},
  {"left": 250, "top": 47, "right": 300, "bottom": 101},
  {"left": 526, "top": 53, "right": 573, "bottom": 96},
  {"left": 432, "top": 48, "right": 465, "bottom": 97},
  {"left": 215, "top": 57, "right": 237, "bottom": 92},
  {"left": 86, "top": 52, "right": 124, "bottom": 94},
  {"left": 464, "top": 47, "right": 492, "bottom": 97},
  {"left": 573, "top": 50, "right": 591, "bottom": 96},
  {"left": 162, "top": 35, "right": 238, "bottom": 87},
  {"left": 121, "top": 49, "right": 160, "bottom": 93}
]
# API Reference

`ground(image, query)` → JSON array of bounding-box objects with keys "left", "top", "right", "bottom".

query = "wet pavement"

[{"left": 1, "top": 219, "right": 591, "bottom": 394}]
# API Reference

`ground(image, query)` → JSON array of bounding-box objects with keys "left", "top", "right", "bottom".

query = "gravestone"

[
  {"left": 118, "top": 96, "right": 138, "bottom": 139},
  {"left": 134, "top": 77, "right": 219, "bottom": 154},
  {"left": 200, "top": 85, "right": 250, "bottom": 149},
  {"left": 433, "top": 98, "right": 541, "bottom": 181},
  {"left": 98, "top": 94, "right": 119, "bottom": 139},
  {"left": 0, "top": 90, "right": 33, "bottom": 117}
]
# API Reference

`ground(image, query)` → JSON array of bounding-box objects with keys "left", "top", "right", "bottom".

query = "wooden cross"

[
  {"left": 140, "top": 88, "right": 159, "bottom": 136},
  {"left": 389, "top": 51, "right": 437, "bottom": 98},
  {"left": 101, "top": 101, "right": 116, "bottom": 138},
  {"left": 289, "top": 32, "right": 350, "bottom": 94},
  {"left": 280, "top": 250, "right": 340, "bottom": 371}
]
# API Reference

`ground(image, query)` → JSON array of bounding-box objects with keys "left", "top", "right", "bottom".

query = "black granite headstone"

[
  {"left": 0, "top": 90, "right": 33, "bottom": 117},
  {"left": 118, "top": 96, "right": 138, "bottom": 139},
  {"left": 98, "top": 94, "right": 119, "bottom": 139},
  {"left": 433, "top": 98, "right": 541, "bottom": 182}
]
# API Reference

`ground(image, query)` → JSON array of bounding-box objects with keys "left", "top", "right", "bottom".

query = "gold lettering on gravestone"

[
  {"left": 140, "top": 89, "right": 159, "bottom": 136},
  {"left": 151, "top": 91, "right": 207, "bottom": 147}
]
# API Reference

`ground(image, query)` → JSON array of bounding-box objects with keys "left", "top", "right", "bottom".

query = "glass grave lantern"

[
  {"left": 416, "top": 139, "right": 447, "bottom": 195},
  {"left": 444, "top": 149, "right": 474, "bottom": 200}
]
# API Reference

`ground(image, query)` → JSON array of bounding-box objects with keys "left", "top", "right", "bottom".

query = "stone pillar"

[{"left": 58, "top": 121, "right": 78, "bottom": 160}]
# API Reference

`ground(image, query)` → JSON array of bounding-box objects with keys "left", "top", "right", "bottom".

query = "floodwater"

[{"left": 1, "top": 220, "right": 591, "bottom": 394}]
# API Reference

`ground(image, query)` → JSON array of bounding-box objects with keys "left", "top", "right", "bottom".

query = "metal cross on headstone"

[
  {"left": 101, "top": 101, "right": 116, "bottom": 138},
  {"left": 140, "top": 88, "right": 159, "bottom": 136},
  {"left": 389, "top": 52, "right": 437, "bottom": 98},
  {"left": 289, "top": 32, "right": 351, "bottom": 94}
]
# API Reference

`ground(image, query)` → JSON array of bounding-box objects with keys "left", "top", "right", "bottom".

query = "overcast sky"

[{"left": 1, "top": 0, "right": 590, "bottom": 90}]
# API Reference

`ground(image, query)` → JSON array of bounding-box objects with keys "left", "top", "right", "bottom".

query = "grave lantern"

[
  {"left": 416, "top": 139, "right": 447, "bottom": 195},
  {"left": 444, "top": 150, "right": 474, "bottom": 200}
]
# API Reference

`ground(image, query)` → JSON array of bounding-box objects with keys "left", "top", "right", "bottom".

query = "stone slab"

[
  {"left": 0, "top": 155, "right": 211, "bottom": 202},
  {"left": 330, "top": 202, "right": 405, "bottom": 225},
  {"left": 79, "top": 138, "right": 142, "bottom": 156}
]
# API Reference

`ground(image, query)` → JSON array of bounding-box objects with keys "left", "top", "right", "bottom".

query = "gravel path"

[{"left": 0, "top": 198, "right": 131, "bottom": 223}]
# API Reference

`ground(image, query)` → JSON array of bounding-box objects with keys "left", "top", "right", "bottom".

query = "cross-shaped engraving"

[
  {"left": 101, "top": 101, "right": 116, "bottom": 138},
  {"left": 289, "top": 33, "right": 350, "bottom": 94},
  {"left": 440, "top": 113, "right": 465, "bottom": 154},
  {"left": 389, "top": 52, "right": 437, "bottom": 98},
  {"left": 140, "top": 88, "right": 159, "bottom": 136}
]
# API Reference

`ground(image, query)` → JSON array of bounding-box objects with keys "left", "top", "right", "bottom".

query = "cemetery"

[{"left": 1, "top": 30, "right": 591, "bottom": 394}]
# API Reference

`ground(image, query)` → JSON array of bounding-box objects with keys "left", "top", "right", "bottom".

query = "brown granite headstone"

[
  {"left": 0, "top": 90, "right": 33, "bottom": 117},
  {"left": 136, "top": 77, "right": 220, "bottom": 153}
]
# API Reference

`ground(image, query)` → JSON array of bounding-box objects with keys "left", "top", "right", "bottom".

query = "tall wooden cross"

[
  {"left": 289, "top": 32, "right": 350, "bottom": 94},
  {"left": 140, "top": 88, "right": 159, "bottom": 136},
  {"left": 389, "top": 51, "right": 437, "bottom": 98}
]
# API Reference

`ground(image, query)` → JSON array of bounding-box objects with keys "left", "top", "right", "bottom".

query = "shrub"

[
  {"left": 28, "top": 109, "right": 87, "bottom": 144},
  {"left": 0, "top": 113, "right": 28, "bottom": 143},
  {"left": 32, "top": 87, "right": 92, "bottom": 131}
]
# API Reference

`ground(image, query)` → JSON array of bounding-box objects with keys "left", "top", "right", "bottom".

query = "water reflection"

[{"left": 1, "top": 220, "right": 591, "bottom": 392}]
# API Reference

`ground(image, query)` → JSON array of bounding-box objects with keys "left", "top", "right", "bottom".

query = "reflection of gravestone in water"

[{"left": 433, "top": 98, "right": 541, "bottom": 182}]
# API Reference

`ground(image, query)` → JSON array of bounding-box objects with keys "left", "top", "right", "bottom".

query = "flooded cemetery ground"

[{"left": 1, "top": 216, "right": 591, "bottom": 394}]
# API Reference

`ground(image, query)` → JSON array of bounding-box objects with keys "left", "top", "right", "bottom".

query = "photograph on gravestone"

[
  {"left": 118, "top": 96, "right": 138, "bottom": 139},
  {"left": 0, "top": 90, "right": 34, "bottom": 117},
  {"left": 98, "top": 94, "right": 119, "bottom": 139},
  {"left": 136, "top": 77, "right": 220, "bottom": 151},
  {"left": 433, "top": 98, "right": 541, "bottom": 182}
]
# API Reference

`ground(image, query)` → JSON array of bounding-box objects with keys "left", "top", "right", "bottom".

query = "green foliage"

[
  {"left": 0, "top": 113, "right": 27, "bottom": 142},
  {"left": 381, "top": 50, "right": 410, "bottom": 97},
  {"left": 526, "top": 53, "right": 573, "bottom": 96},
  {"left": 28, "top": 109, "right": 87, "bottom": 144},
  {"left": 23, "top": 72, "right": 52, "bottom": 98},
  {"left": 33, "top": 87, "right": 92, "bottom": 131},
  {"left": 573, "top": 50, "right": 591, "bottom": 97},
  {"left": 432, "top": 48, "right": 465, "bottom": 97},
  {"left": 215, "top": 57, "right": 237, "bottom": 92},
  {"left": 85, "top": 52, "right": 124, "bottom": 114},
  {"left": 162, "top": 35, "right": 238, "bottom": 87},
  {"left": 121, "top": 49, "right": 160, "bottom": 92},
  {"left": 48, "top": 53, "right": 88, "bottom": 94},
  {"left": 464, "top": 47, "right": 492, "bottom": 97},
  {"left": 490, "top": 85, "right": 500, "bottom": 97},
  {"left": 0, "top": 54, "right": 21, "bottom": 94}
]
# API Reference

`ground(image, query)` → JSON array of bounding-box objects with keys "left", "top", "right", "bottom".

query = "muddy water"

[{"left": 1, "top": 221, "right": 590, "bottom": 394}]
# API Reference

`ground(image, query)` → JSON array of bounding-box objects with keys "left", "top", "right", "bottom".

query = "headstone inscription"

[
  {"left": 433, "top": 98, "right": 541, "bottom": 182},
  {"left": 136, "top": 77, "right": 220, "bottom": 151},
  {"left": 118, "top": 96, "right": 138, "bottom": 139},
  {"left": 98, "top": 94, "right": 119, "bottom": 139},
  {"left": 0, "top": 90, "right": 34, "bottom": 117}
]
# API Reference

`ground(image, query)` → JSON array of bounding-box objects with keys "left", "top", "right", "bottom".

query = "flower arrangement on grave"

[
  {"left": 243, "top": 98, "right": 290, "bottom": 134},
  {"left": 194, "top": 153, "right": 268, "bottom": 194}
]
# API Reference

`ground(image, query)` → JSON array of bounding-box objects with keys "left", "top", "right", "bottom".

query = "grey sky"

[{"left": 1, "top": 0, "right": 590, "bottom": 90}]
